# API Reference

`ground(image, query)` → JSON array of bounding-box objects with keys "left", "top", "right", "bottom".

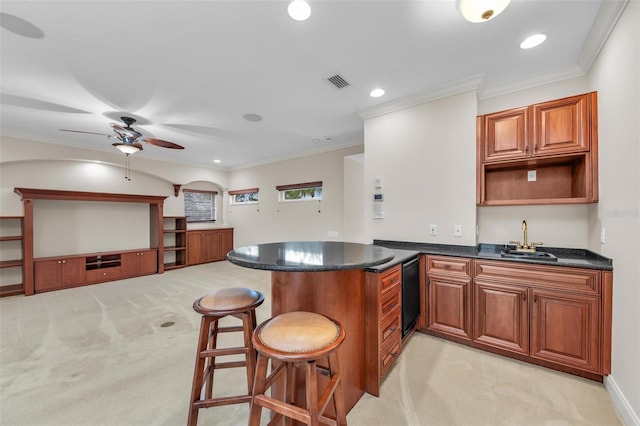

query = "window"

[
  {"left": 277, "top": 181, "right": 323, "bottom": 202},
  {"left": 184, "top": 190, "right": 217, "bottom": 222},
  {"left": 229, "top": 188, "right": 259, "bottom": 205}
]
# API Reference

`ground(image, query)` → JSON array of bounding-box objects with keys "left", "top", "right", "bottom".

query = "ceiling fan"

[
  {"left": 60, "top": 116, "right": 184, "bottom": 181},
  {"left": 60, "top": 116, "right": 185, "bottom": 154}
]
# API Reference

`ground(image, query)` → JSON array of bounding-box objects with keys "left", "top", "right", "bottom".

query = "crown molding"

[
  {"left": 578, "top": 0, "right": 630, "bottom": 72},
  {"left": 358, "top": 74, "right": 485, "bottom": 120}
]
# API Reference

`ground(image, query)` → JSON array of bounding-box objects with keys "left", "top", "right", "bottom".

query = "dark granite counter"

[
  {"left": 374, "top": 240, "right": 613, "bottom": 271},
  {"left": 227, "top": 241, "right": 395, "bottom": 272},
  {"left": 364, "top": 248, "right": 420, "bottom": 272}
]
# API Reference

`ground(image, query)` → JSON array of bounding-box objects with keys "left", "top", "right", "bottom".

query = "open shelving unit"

[
  {"left": 163, "top": 216, "right": 187, "bottom": 270},
  {"left": 0, "top": 216, "right": 24, "bottom": 297}
]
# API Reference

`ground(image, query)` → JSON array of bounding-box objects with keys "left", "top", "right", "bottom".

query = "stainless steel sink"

[{"left": 500, "top": 249, "right": 558, "bottom": 261}]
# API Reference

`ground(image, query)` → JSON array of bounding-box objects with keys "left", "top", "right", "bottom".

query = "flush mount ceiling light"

[
  {"left": 288, "top": 0, "right": 311, "bottom": 21},
  {"left": 520, "top": 34, "right": 547, "bottom": 49},
  {"left": 457, "top": 0, "right": 511, "bottom": 23},
  {"left": 243, "top": 113, "right": 263, "bottom": 122},
  {"left": 370, "top": 88, "right": 385, "bottom": 98}
]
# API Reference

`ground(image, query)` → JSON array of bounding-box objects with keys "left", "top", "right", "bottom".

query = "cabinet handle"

[
  {"left": 534, "top": 145, "right": 538, "bottom": 152},
  {"left": 391, "top": 277, "right": 398, "bottom": 283},
  {"left": 534, "top": 294, "right": 538, "bottom": 303},
  {"left": 523, "top": 293, "right": 527, "bottom": 301},
  {"left": 525, "top": 145, "right": 529, "bottom": 153},
  {"left": 62, "top": 260, "right": 66, "bottom": 264}
]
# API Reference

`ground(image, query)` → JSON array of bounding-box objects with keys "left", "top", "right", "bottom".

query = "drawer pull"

[
  {"left": 523, "top": 293, "right": 527, "bottom": 301},
  {"left": 390, "top": 277, "right": 398, "bottom": 284}
]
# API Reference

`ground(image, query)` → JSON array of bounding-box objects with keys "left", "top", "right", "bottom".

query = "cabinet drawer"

[
  {"left": 427, "top": 256, "right": 471, "bottom": 277},
  {"left": 474, "top": 260, "right": 601, "bottom": 294},
  {"left": 380, "top": 266, "right": 401, "bottom": 296},
  {"left": 380, "top": 313, "right": 401, "bottom": 347},
  {"left": 86, "top": 267, "right": 122, "bottom": 283},
  {"left": 380, "top": 288, "right": 401, "bottom": 320},
  {"left": 380, "top": 339, "right": 401, "bottom": 377}
]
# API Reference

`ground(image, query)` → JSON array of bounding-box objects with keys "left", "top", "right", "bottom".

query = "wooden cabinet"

[
  {"left": 162, "top": 217, "right": 187, "bottom": 270},
  {"left": 473, "top": 260, "right": 605, "bottom": 375},
  {"left": 477, "top": 92, "right": 598, "bottom": 206},
  {"left": 34, "top": 256, "right": 84, "bottom": 292},
  {"left": 0, "top": 216, "right": 24, "bottom": 297},
  {"left": 365, "top": 264, "right": 402, "bottom": 396},
  {"left": 121, "top": 249, "right": 157, "bottom": 277},
  {"left": 187, "top": 228, "right": 233, "bottom": 265},
  {"left": 425, "top": 256, "right": 472, "bottom": 341}
]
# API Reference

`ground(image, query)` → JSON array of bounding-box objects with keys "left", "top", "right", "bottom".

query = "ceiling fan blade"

[
  {"left": 142, "top": 138, "right": 184, "bottom": 149},
  {"left": 60, "top": 129, "right": 110, "bottom": 136},
  {"left": 110, "top": 123, "right": 142, "bottom": 139}
]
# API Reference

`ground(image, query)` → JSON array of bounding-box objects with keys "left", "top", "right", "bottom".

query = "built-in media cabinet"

[{"left": 13, "top": 188, "right": 167, "bottom": 296}]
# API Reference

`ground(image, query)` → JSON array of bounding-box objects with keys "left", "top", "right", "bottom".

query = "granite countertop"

[
  {"left": 374, "top": 240, "right": 613, "bottom": 271},
  {"left": 227, "top": 241, "right": 395, "bottom": 272},
  {"left": 364, "top": 248, "right": 420, "bottom": 272}
]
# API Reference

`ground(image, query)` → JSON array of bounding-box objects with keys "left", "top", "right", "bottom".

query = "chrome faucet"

[{"left": 509, "top": 220, "right": 543, "bottom": 252}]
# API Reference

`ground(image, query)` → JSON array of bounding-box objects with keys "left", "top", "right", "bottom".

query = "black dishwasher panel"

[{"left": 402, "top": 256, "right": 420, "bottom": 338}]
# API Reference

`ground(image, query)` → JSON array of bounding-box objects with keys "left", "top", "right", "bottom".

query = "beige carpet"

[{"left": 0, "top": 261, "right": 621, "bottom": 426}]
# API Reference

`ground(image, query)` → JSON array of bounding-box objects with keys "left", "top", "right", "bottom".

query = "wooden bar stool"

[
  {"left": 249, "top": 311, "right": 347, "bottom": 426},
  {"left": 188, "top": 287, "right": 265, "bottom": 426}
]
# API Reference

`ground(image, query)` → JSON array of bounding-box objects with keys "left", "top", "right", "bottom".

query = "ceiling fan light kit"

[{"left": 457, "top": 0, "right": 511, "bottom": 23}]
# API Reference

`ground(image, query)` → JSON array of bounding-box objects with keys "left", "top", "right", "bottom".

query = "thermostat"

[{"left": 373, "top": 193, "right": 384, "bottom": 201}]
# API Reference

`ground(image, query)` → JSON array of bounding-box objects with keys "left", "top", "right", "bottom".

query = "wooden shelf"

[
  {"left": 0, "top": 259, "right": 23, "bottom": 268},
  {"left": 0, "top": 216, "right": 24, "bottom": 297},
  {"left": 163, "top": 217, "right": 187, "bottom": 269}
]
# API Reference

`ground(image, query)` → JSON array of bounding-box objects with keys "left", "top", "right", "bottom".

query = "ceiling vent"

[{"left": 327, "top": 74, "right": 350, "bottom": 89}]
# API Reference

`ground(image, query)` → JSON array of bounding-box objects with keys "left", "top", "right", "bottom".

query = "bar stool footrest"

[{"left": 193, "top": 394, "right": 252, "bottom": 408}]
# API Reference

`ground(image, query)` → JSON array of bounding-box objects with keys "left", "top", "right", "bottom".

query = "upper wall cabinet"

[{"left": 477, "top": 92, "right": 598, "bottom": 206}]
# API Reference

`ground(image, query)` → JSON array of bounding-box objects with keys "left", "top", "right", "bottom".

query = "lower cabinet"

[
  {"left": 121, "top": 249, "right": 157, "bottom": 277},
  {"left": 421, "top": 256, "right": 611, "bottom": 378},
  {"left": 34, "top": 257, "right": 84, "bottom": 292},
  {"left": 473, "top": 260, "right": 604, "bottom": 375},
  {"left": 34, "top": 248, "right": 158, "bottom": 293},
  {"left": 425, "top": 255, "right": 472, "bottom": 341},
  {"left": 187, "top": 228, "right": 233, "bottom": 265},
  {"left": 365, "top": 264, "right": 402, "bottom": 396}
]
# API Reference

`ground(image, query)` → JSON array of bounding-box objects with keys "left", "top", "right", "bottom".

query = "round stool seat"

[
  {"left": 256, "top": 311, "right": 343, "bottom": 359},
  {"left": 193, "top": 287, "right": 264, "bottom": 315}
]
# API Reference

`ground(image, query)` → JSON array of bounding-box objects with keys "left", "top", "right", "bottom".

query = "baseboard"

[{"left": 605, "top": 375, "right": 640, "bottom": 426}]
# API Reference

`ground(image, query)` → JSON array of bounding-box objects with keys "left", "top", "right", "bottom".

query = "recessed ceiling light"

[
  {"left": 520, "top": 34, "right": 547, "bottom": 49},
  {"left": 370, "top": 88, "right": 385, "bottom": 98},
  {"left": 243, "top": 113, "right": 263, "bottom": 122},
  {"left": 288, "top": 0, "right": 311, "bottom": 21},
  {"left": 213, "top": 159, "right": 221, "bottom": 163}
]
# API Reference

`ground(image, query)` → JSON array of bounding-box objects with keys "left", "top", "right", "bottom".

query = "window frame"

[
  {"left": 183, "top": 189, "right": 218, "bottom": 223},
  {"left": 229, "top": 188, "right": 259, "bottom": 205},
  {"left": 276, "top": 181, "right": 323, "bottom": 203}
]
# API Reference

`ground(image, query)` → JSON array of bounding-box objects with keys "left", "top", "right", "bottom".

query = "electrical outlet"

[
  {"left": 429, "top": 224, "right": 437, "bottom": 235},
  {"left": 600, "top": 227, "right": 605, "bottom": 244},
  {"left": 454, "top": 225, "right": 462, "bottom": 237}
]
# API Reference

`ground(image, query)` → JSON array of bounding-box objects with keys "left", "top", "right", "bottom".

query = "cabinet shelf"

[
  {"left": 0, "top": 259, "right": 24, "bottom": 268},
  {"left": 0, "top": 236, "right": 23, "bottom": 242}
]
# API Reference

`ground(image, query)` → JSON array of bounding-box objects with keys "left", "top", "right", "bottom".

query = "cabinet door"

[
  {"left": 187, "top": 232, "right": 205, "bottom": 265},
  {"left": 217, "top": 229, "right": 234, "bottom": 260},
  {"left": 121, "top": 252, "right": 140, "bottom": 276},
  {"left": 138, "top": 249, "right": 157, "bottom": 274},
  {"left": 473, "top": 280, "right": 529, "bottom": 355},
  {"left": 61, "top": 258, "right": 84, "bottom": 287},
  {"left": 35, "top": 259, "right": 62, "bottom": 291},
  {"left": 426, "top": 274, "right": 472, "bottom": 340},
  {"left": 530, "top": 289, "right": 600, "bottom": 373},
  {"left": 203, "top": 231, "right": 219, "bottom": 262},
  {"left": 533, "top": 94, "right": 590, "bottom": 156},
  {"left": 482, "top": 106, "right": 529, "bottom": 162}
]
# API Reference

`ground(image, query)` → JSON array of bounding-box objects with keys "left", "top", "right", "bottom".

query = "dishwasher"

[{"left": 402, "top": 256, "right": 420, "bottom": 338}]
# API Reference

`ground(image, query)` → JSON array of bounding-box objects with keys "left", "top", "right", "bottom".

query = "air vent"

[{"left": 327, "top": 74, "right": 350, "bottom": 89}]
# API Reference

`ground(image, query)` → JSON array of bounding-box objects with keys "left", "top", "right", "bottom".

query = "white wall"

[
  {"left": 364, "top": 90, "right": 477, "bottom": 245},
  {"left": 344, "top": 154, "right": 366, "bottom": 243},
  {"left": 586, "top": 1, "right": 640, "bottom": 423},
  {"left": 226, "top": 146, "right": 363, "bottom": 247}
]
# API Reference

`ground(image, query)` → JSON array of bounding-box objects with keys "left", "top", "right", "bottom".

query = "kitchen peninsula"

[{"left": 227, "top": 241, "right": 395, "bottom": 413}]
